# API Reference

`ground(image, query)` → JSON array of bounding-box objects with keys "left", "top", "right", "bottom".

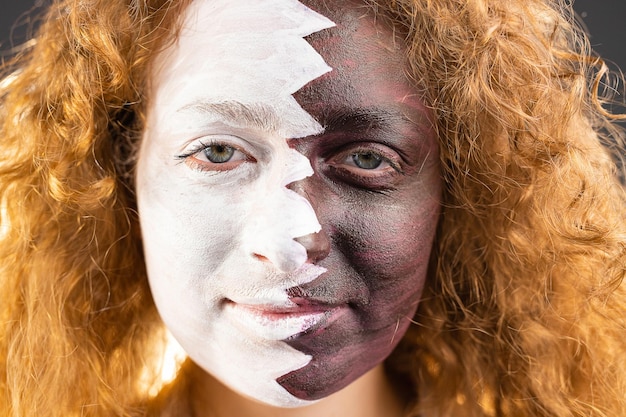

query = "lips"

[
  {"left": 223, "top": 299, "right": 344, "bottom": 341},
  {"left": 221, "top": 263, "right": 356, "bottom": 341}
]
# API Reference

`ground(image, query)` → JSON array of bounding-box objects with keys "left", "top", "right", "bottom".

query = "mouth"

[{"left": 223, "top": 299, "right": 344, "bottom": 341}]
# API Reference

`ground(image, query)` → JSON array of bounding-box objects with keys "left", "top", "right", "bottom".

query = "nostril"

[
  {"left": 253, "top": 253, "right": 270, "bottom": 262},
  {"left": 294, "top": 231, "right": 331, "bottom": 264}
]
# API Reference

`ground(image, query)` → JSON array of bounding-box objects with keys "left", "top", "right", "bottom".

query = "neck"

[{"left": 184, "top": 362, "right": 406, "bottom": 417}]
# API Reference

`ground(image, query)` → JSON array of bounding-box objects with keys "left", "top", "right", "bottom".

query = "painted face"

[{"left": 136, "top": 0, "right": 441, "bottom": 409}]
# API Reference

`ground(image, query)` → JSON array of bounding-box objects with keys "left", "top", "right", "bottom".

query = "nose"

[
  {"left": 294, "top": 231, "right": 331, "bottom": 264},
  {"left": 287, "top": 178, "right": 331, "bottom": 264}
]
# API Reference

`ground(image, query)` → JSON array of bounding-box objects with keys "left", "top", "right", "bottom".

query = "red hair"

[{"left": 0, "top": 0, "right": 624, "bottom": 416}]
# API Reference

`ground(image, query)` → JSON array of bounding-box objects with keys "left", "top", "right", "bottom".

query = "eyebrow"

[
  {"left": 321, "top": 106, "right": 412, "bottom": 137},
  {"left": 178, "top": 100, "right": 281, "bottom": 133}
]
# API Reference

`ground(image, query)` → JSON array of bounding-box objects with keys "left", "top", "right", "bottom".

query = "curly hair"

[
  {"left": 378, "top": 1, "right": 626, "bottom": 416},
  {"left": 0, "top": 0, "right": 624, "bottom": 416},
  {"left": 0, "top": 1, "right": 191, "bottom": 415}
]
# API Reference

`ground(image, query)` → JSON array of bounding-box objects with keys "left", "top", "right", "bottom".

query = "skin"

[
  {"left": 138, "top": 0, "right": 335, "bottom": 408},
  {"left": 278, "top": 2, "right": 441, "bottom": 399},
  {"left": 136, "top": 0, "right": 441, "bottom": 414}
]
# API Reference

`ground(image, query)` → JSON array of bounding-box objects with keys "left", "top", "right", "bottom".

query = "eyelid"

[
  {"left": 175, "top": 134, "right": 250, "bottom": 159},
  {"left": 322, "top": 142, "right": 405, "bottom": 192},
  {"left": 328, "top": 143, "right": 403, "bottom": 173},
  {"left": 174, "top": 135, "right": 257, "bottom": 172}
]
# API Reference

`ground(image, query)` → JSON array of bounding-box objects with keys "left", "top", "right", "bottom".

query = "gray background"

[{"left": 1, "top": 1, "right": 625, "bottom": 70}]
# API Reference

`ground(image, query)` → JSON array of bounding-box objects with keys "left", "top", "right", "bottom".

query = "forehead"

[
  {"left": 152, "top": 0, "right": 335, "bottom": 92},
  {"left": 294, "top": 2, "right": 418, "bottom": 113},
  {"left": 149, "top": 0, "right": 421, "bottom": 135},
  {"left": 149, "top": 0, "right": 335, "bottom": 138}
]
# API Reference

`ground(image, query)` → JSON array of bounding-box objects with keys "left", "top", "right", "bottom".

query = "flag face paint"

[
  {"left": 137, "top": 0, "right": 441, "bottom": 407},
  {"left": 138, "top": 0, "right": 336, "bottom": 407}
]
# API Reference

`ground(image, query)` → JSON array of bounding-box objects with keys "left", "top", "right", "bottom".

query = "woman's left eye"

[
  {"left": 177, "top": 141, "right": 255, "bottom": 172},
  {"left": 348, "top": 151, "right": 386, "bottom": 170},
  {"left": 336, "top": 147, "right": 398, "bottom": 174},
  {"left": 325, "top": 144, "right": 403, "bottom": 190}
]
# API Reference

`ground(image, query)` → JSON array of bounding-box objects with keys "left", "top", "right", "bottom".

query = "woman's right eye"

[
  {"left": 201, "top": 144, "right": 239, "bottom": 163},
  {"left": 177, "top": 140, "right": 256, "bottom": 172}
]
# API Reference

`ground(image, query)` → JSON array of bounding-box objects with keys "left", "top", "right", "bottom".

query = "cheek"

[
  {"left": 354, "top": 225, "right": 436, "bottom": 332},
  {"left": 341, "top": 199, "right": 439, "bottom": 287},
  {"left": 139, "top": 184, "right": 248, "bottom": 277},
  {"left": 276, "top": 188, "right": 440, "bottom": 401},
  {"left": 323, "top": 179, "right": 441, "bottom": 337}
]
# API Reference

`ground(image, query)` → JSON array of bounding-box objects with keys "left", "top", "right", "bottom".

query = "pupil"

[
  {"left": 352, "top": 152, "right": 382, "bottom": 169},
  {"left": 205, "top": 145, "right": 235, "bottom": 163}
]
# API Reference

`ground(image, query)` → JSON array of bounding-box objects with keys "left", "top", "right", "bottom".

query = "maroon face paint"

[{"left": 275, "top": 1, "right": 442, "bottom": 401}]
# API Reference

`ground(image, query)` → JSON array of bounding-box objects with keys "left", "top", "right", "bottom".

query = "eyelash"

[
  {"left": 343, "top": 149, "right": 400, "bottom": 170},
  {"left": 175, "top": 139, "right": 255, "bottom": 172},
  {"left": 329, "top": 142, "right": 401, "bottom": 169},
  {"left": 325, "top": 144, "right": 404, "bottom": 190},
  {"left": 175, "top": 140, "right": 214, "bottom": 160}
]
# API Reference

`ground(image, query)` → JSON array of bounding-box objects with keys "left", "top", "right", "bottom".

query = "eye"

[
  {"left": 326, "top": 144, "right": 403, "bottom": 191},
  {"left": 202, "top": 144, "right": 238, "bottom": 163},
  {"left": 335, "top": 147, "right": 397, "bottom": 174},
  {"left": 176, "top": 139, "right": 255, "bottom": 172},
  {"left": 349, "top": 151, "right": 385, "bottom": 170}
]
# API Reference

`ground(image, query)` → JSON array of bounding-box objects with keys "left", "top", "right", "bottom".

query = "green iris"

[
  {"left": 204, "top": 144, "right": 236, "bottom": 163},
  {"left": 352, "top": 152, "right": 383, "bottom": 169}
]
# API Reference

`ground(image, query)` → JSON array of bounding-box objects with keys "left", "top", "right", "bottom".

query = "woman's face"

[{"left": 136, "top": 0, "right": 441, "bottom": 408}]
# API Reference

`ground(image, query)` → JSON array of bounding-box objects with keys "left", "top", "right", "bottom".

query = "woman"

[{"left": 1, "top": 0, "right": 624, "bottom": 416}]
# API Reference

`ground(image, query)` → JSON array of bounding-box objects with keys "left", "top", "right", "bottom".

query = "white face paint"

[{"left": 136, "top": 0, "right": 334, "bottom": 408}]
